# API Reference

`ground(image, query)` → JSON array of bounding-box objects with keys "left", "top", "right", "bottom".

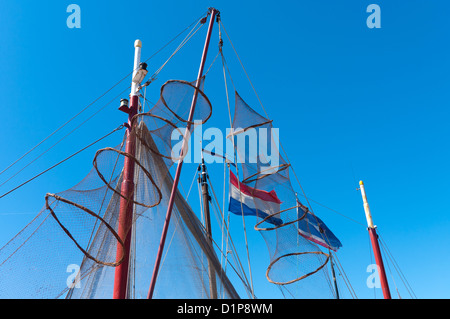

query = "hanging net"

[
  {"left": 227, "top": 91, "right": 336, "bottom": 299},
  {"left": 0, "top": 76, "right": 337, "bottom": 299},
  {"left": 0, "top": 79, "right": 238, "bottom": 299}
]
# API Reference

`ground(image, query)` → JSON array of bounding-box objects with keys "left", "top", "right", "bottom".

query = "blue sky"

[{"left": 0, "top": 0, "right": 449, "bottom": 299}]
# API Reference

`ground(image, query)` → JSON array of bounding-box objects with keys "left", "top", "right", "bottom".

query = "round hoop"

[
  {"left": 46, "top": 193, "right": 125, "bottom": 267},
  {"left": 242, "top": 163, "right": 290, "bottom": 184},
  {"left": 265, "top": 251, "right": 330, "bottom": 285},
  {"left": 133, "top": 113, "right": 188, "bottom": 162},
  {"left": 92, "top": 147, "right": 162, "bottom": 209},
  {"left": 159, "top": 80, "right": 212, "bottom": 125},
  {"left": 254, "top": 204, "right": 307, "bottom": 231}
]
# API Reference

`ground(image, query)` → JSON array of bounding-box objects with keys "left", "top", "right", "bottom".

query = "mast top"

[
  {"left": 135, "top": 39, "right": 142, "bottom": 48},
  {"left": 359, "top": 180, "right": 375, "bottom": 229}
]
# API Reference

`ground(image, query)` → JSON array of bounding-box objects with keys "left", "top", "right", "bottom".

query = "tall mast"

[
  {"left": 329, "top": 251, "right": 340, "bottom": 299},
  {"left": 199, "top": 156, "right": 218, "bottom": 298},
  {"left": 113, "top": 39, "right": 146, "bottom": 299},
  {"left": 359, "top": 180, "right": 392, "bottom": 299},
  {"left": 147, "top": 8, "right": 218, "bottom": 299}
]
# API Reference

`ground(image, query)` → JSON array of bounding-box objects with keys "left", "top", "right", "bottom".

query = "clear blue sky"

[{"left": 0, "top": 0, "right": 449, "bottom": 299}]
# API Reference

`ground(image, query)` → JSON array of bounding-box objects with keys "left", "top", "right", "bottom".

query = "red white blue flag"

[
  {"left": 297, "top": 200, "right": 342, "bottom": 251},
  {"left": 228, "top": 171, "right": 283, "bottom": 226}
]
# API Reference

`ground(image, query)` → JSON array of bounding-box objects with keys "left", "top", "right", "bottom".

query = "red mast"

[
  {"left": 113, "top": 40, "right": 145, "bottom": 299},
  {"left": 359, "top": 180, "right": 392, "bottom": 299},
  {"left": 147, "top": 8, "right": 218, "bottom": 299}
]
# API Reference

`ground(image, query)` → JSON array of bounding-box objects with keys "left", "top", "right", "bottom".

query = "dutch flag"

[{"left": 228, "top": 171, "right": 283, "bottom": 226}]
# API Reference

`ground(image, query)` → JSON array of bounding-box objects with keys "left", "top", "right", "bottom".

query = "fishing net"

[
  {"left": 228, "top": 91, "right": 335, "bottom": 298},
  {"left": 0, "top": 79, "right": 238, "bottom": 299},
  {"left": 0, "top": 76, "right": 336, "bottom": 299}
]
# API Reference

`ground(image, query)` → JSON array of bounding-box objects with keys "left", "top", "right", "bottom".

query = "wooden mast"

[
  {"left": 329, "top": 251, "right": 340, "bottom": 299},
  {"left": 113, "top": 39, "right": 145, "bottom": 299},
  {"left": 359, "top": 180, "right": 392, "bottom": 299},
  {"left": 199, "top": 156, "right": 218, "bottom": 298},
  {"left": 147, "top": 8, "right": 218, "bottom": 299}
]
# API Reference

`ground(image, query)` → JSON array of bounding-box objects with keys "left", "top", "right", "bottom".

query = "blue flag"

[{"left": 297, "top": 200, "right": 342, "bottom": 251}]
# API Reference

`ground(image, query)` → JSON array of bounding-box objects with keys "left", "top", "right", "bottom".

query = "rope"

[
  {"left": 142, "top": 11, "right": 209, "bottom": 66},
  {"left": 191, "top": 123, "right": 364, "bottom": 229},
  {"left": 378, "top": 238, "right": 401, "bottom": 299},
  {"left": 0, "top": 85, "right": 131, "bottom": 190},
  {"left": 0, "top": 125, "right": 125, "bottom": 200},
  {"left": 219, "top": 20, "right": 335, "bottom": 293},
  {"left": 219, "top": 26, "right": 255, "bottom": 298},
  {"left": 186, "top": 165, "right": 201, "bottom": 200},
  {"left": 144, "top": 17, "right": 206, "bottom": 86},
  {"left": 368, "top": 231, "right": 377, "bottom": 299},
  {"left": 220, "top": 21, "right": 317, "bottom": 218},
  {"left": 220, "top": 161, "right": 228, "bottom": 298},
  {"left": 0, "top": 12, "right": 205, "bottom": 184},
  {"left": 86, "top": 133, "right": 127, "bottom": 249},
  {"left": 206, "top": 166, "right": 253, "bottom": 297},
  {"left": 0, "top": 83, "right": 129, "bottom": 180},
  {"left": 378, "top": 231, "right": 417, "bottom": 298},
  {"left": 331, "top": 251, "right": 358, "bottom": 299},
  {"left": 206, "top": 173, "right": 255, "bottom": 298}
]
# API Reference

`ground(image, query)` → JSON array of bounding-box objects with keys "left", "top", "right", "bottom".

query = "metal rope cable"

[
  {"left": 378, "top": 231, "right": 417, "bottom": 298},
  {"left": 220, "top": 21, "right": 317, "bottom": 218},
  {"left": 219, "top": 28, "right": 255, "bottom": 298},
  {"left": 378, "top": 238, "right": 401, "bottom": 298},
  {"left": 368, "top": 231, "right": 377, "bottom": 299},
  {"left": 189, "top": 122, "right": 365, "bottom": 229},
  {"left": 0, "top": 12, "right": 205, "bottom": 182},
  {"left": 0, "top": 85, "right": 131, "bottom": 190},
  {"left": 185, "top": 92, "right": 360, "bottom": 293},
  {"left": 221, "top": 165, "right": 230, "bottom": 299},
  {"left": 0, "top": 125, "right": 125, "bottom": 199},
  {"left": 207, "top": 171, "right": 252, "bottom": 288},
  {"left": 0, "top": 12, "right": 209, "bottom": 198},
  {"left": 331, "top": 251, "right": 358, "bottom": 299},
  {"left": 150, "top": 19, "right": 205, "bottom": 81},
  {"left": 206, "top": 174, "right": 255, "bottom": 298},
  {"left": 0, "top": 81, "right": 129, "bottom": 180},
  {"left": 142, "top": 10, "right": 209, "bottom": 66},
  {"left": 64, "top": 132, "right": 127, "bottom": 299},
  {"left": 218, "top": 20, "right": 363, "bottom": 297}
]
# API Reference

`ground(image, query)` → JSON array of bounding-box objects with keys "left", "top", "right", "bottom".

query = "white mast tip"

[
  {"left": 134, "top": 39, "right": 142, "bottom": 48},
  {"left": 359, "top": 180, "right": 364, "bottom": 185}
]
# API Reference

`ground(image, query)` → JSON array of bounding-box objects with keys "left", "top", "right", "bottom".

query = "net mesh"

[
  {"left": 228, "top": 91, "right": 335, "bottom": 298},
  {"left": 0, "top": 79, "right": 237, "bottom": 299},
  {"left": 0, "top": 79, "right": 335, "bottom": 299}
]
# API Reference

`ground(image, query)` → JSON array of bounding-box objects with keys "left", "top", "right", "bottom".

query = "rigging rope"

[
  {"left": 367, "top": 231, "right": 377, "bottom": 299},
  {"left": 206, "top": 168, "right": 255, "bottom": 298},
  {"left": 0, "top": 125, "right": 125, "bottom": 200},
  {"left": 191, "top": 125, "right": 364, "bottom": 229},
  {"left": 378, "top": 231, "right": 416, "bottom": 298},
  {"left": 331, "top": 251, "right": 358, "bottom": 299},
  {"left": 220, "top": 161, "right": 229, "bottom": 298},
  {"left": 217, "top": 18, "right": 362, "bottom": 298},
  {"left": 379, "top": 238, "right": 401, "bottom": 299},
  {"left": 219, "top": 24, "right": 255, "bottom": 298},
  {"left": 0, "top": 12, "right": 206, "bottom": 186},
  {"left": 220, "top": 21, "right": 317, "bottom": 220},
  {"left": 143, "top": 17, "right": 206, "bottom": 87},
  {"left": 0, "top": 85, "right": 131, "bottom": 190}
]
